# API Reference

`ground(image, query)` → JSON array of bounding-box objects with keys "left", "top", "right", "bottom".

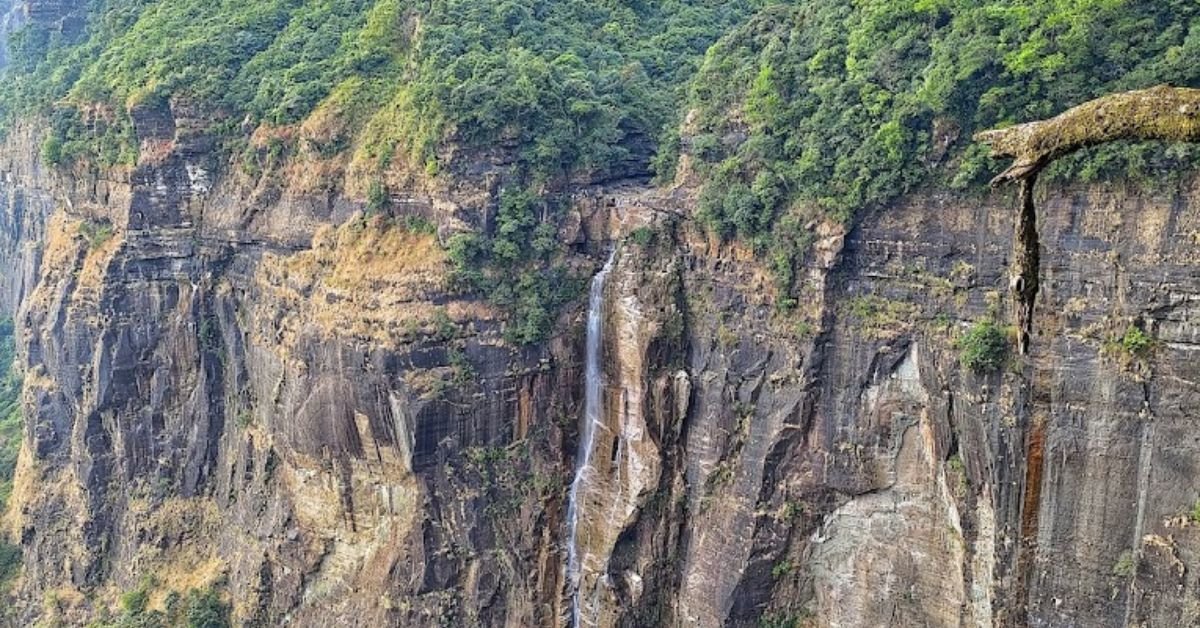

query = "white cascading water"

[{"left": 566, "top": 248, "right": 617, "bottom": 628}]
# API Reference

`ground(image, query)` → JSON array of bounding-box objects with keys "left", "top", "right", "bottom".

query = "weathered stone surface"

[{"left": 0, "top": 75, "right": 1198, "bottom": 628}]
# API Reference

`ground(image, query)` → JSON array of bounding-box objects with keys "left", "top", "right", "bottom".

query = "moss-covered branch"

[{"left": 976, "top": 85, "right": 1200, "bottom": 185}]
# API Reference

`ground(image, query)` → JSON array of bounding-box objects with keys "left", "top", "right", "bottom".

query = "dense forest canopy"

[
  {"left": 4, "top": 0, "right": 1199, "bottom": 333},
  {"left": 3, "top": 0, "right": 767, "bottom": 178}
]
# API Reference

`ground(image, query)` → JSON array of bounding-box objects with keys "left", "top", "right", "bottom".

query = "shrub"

[
  {"left": 759, "top": 614, "right": 801, "bottom": 628},
  {"left": 0, "top": 542, "right": 20, "bottom": 587},
  {"left": 366, "top": 179, "right": 388, "bottom": 214},
  {"left": 78, "top": 221, "right": 115, "bottom": 250},
  {"left": 771, "top": 560, "right": 794, "bottom": 579},
  {"left": 119, "top": 585, "right": 149, "bottom": 615},
  {"left": 1119, "top": 325, "right": 1153, "bottom": 356},
  {"left": 959, "top": 321, "right": 1008, "bottom": 373},
  {"left": 40, "top": 136, "right": 64, "bottom": 167},
  {"left": 629, "top": 227, "right": 655, "bottom": 248},
  {"left": 1112, "top": 550, "right": 1135, "bottom": 578},
  {"left": 432, "top": 308, "right": 456, "bottom": 342},
  {"left": 183, "top": 588, "right": 230, "bottom": 628}
]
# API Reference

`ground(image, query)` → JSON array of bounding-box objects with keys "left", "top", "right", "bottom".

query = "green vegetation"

[
  {"left": 448, "top": 347, "right": 476, "bottom": 386},
  {"left": 431, "top": 307, "right": 457, "bottom": 342},
  {"left": 759, "top": 613, "right": 809, "bottom": 628},
  {"left": 89, "top": 580, "right": 230, "bottom": 628},
  {"left": 845, "top": 295, "right": 917, "bottom": 340},
  {"left": 1118, "top": 325, "right": 1154, "bottom": 356},
  {"left": 628, "top": 226, "right": 656, "bottom": 248},
  {"left": 79, "top": 220, "right": 115, "bottom": 251},
  {"left": 119, "top": 584, "right": 150, "bottom": 616},
  {"left": 1112, "top": 550, "right": 1135, "bottom": 578},
  {"left": 684, "top": 1, "right": 1200, "bottom": 295},
  {"left": 1189, "top": 498, "right": 1200, "bottom": 524},
  {"left": 771, "top": 560, "right": 794, "bottom": 579},
  {"left": 3, "top": 0, "right": 767, "bottom": 177},
  {"left": 0, "top": 540, "right": 18, "bottom": 592},
  {"left": 0, "top": 319, "right": 21, "bottom": 592},
  {"left": 366, "top": 179, "right": 388, "bottom": 214},
  {"left": 446, "top": 188, "right": 584, "bottom": 344},
  {"left": 959, "top": 321, "right": 1009, "bottom": 373},
  {"left": 779, "top": 500, "right": 808, "bottom": 522},
  {"left": 0, "top": 318, "right": 22, "bottom": 512}
]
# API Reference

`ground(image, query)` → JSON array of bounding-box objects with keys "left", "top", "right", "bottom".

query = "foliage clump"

[
  {"left": 0, "top": 318, "right": 21, "bottom": 511},
  {"left": 447, "top": 189, "right": 583, "bottom": 344},
  {"left": 79, "top": 220, "right": 115, "bottom": 251},
  {"left": 90, "top": 579, "right": 231, "bottom": 628},
  {"left": 959, "top": 321, "right": 1009, "bottom": 373},
  {"left": 1112, "top": 550, "right": 1135, "bottom": 578},
  {"left": 0, "top": 541, "right": 19, "bottom": 589},
  {"left": 1118, "top": 325, "right": 1154, "bottom": 356}
]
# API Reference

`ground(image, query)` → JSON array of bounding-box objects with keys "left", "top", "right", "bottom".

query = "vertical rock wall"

[{"left": 0, "top": 77, "right": 1198, "bottom": 628}]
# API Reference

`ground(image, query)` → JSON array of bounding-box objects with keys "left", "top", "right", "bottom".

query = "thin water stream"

[{"left": 566, "top": 249, "right": 616, "bottom": 628}]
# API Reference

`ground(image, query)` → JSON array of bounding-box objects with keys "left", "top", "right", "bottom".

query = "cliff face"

[
  {"left": 576, "top": 178, "right": 1200, "bottom": 628},
  {"left": 1, "top": 72, "right": 1200, "bottom": 628},
  {"left": 0, "top": 102, "right": 590, "bottom": 626}
]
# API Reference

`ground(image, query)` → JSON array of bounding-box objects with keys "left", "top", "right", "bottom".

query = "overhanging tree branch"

[{"left": 975, "top": 84, "right": 1200, "bottom": 186}]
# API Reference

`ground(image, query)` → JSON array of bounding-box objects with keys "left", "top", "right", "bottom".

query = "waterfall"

[{"left": 567, "top": 248, "right": 617, "bottom": 628}]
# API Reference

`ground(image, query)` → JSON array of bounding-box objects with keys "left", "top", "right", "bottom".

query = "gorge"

[{"left": 0, "top": 1, "right": 1198, "bottom": 628}]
